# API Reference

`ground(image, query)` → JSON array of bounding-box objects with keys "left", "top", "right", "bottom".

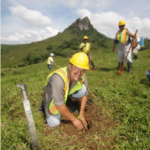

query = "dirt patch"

[
  {"left": 42, "top": 98, "right": 116, "bottom": 149},
  {"left": 89, "top": 142, "right": 97, "bottom": 150}
]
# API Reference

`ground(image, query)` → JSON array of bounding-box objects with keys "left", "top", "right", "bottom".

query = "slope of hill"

[
  {"left": 1, "top": 47, "right": 150, "bottom": 149},
  {"left": 1, "top": 17, "right": 112, "bottom": 68}
]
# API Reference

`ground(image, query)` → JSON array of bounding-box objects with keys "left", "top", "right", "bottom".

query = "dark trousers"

[{"left": 47, "top": 64, "right": 52, "bottom": 70}]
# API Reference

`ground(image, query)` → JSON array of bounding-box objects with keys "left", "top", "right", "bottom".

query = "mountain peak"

[{"left": 72, "top": 16, "right": 92, "bottom": 30}]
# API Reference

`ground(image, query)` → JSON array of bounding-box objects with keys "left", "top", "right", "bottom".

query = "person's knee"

[
  {"left": 72, "top": 84, "right": 86, "bottom": 98},
  {"left": 47, "top": 114, "right": 61, "bottom": 127},
  {"left": 49, "top": 120, "right": 60, "bottom": 127}
]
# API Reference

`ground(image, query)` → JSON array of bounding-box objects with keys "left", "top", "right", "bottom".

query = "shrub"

[
  {"left": 18, "top": 62, "right": 26, "bottom": 67},
  {"left": 47, "top": 45, "right": 53, "bottom": 51},
  {"left": 13, "top": 70, "right": 21, "bottom": 75},
  {"left": 1, "top": 72, "right": 5, "bottom": 76},
  {"left": 71, "top": 45, "right": 79, "bottom": 50}
]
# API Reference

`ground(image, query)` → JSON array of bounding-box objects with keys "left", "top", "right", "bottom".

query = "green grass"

[{"left": 1, "top": 49, "right": 150, "bottom": 149}]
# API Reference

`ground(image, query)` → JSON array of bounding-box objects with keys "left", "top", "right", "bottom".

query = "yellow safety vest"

[
  {"left": 81, "top": 43, "right": 90, "bottom": 53},
  {"left": 45, "top": 67, "right": 85, "bottom": 115},
  {"left": 47, "top": 57, "right": 50, "bottom": 64},
  {"left": 117, "top": 29, "right": 128, "bottom": 44}
]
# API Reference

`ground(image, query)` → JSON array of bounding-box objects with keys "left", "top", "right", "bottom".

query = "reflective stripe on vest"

[
  {"left": 45, "top": 67, "right": 69, "bottom": 115},
  {"left": 81, "top": 43, "right": 90, "bottom": 53},
  {"left": 117, "top": 29, "right": 128, "bottom": 44},
  {"left": 131, "top": 37, "right": 137, "bottom": 47},
  {"left": 46, "top": 67, "right": 85, "bottom": 115}
]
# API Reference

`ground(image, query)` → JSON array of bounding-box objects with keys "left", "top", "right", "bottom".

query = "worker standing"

[
  {"left": 79, "top": 36, "right": 96, "bottom": 69},
  {"left": 112, "top": 20, "right": 136, "bottom": 73},
  {"left": 38, "top": 52, "right": 89, "bottom": 129},
  {"left": 47, "top": 53, "right": 57, "bottom": 70},
  {"left": 132, "top": 34, "right": 140, "bottom": 59}
]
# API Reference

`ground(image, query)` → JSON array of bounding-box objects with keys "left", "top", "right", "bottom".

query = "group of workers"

[
  {"left": 47, "top": 35, "right": 96, "bottom": 70},
  {"left": 39, "top": 19, "right": 141, "bottom": 129}
]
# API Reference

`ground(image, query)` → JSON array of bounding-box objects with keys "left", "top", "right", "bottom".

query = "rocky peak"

[{"left": 72, "top": 17, "right": 91, "bottom": 30}]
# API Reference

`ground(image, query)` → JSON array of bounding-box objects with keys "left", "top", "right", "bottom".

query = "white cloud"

[
  {"left": 9, "top": 5, "right": 52, "bottom": 27},
  {"left": 1, "top": 27, "right": 59, "bottom": 44},
  {"left": 62, "top": 0, "right": 79, "bottom": 8},
  {"left": 76, "top": 9, "right": 92, "bottom": 18},
  {"left": 76, "top": 9, "right": 150, "bottom": 39},
  {"left": 62, "top": 0, "right": 110, "bottom": 9},
  {"left": 1, "top": 5, "right": 59, "bottom": 44}
]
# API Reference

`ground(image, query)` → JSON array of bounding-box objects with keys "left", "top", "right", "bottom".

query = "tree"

[{"left": 47, "top": 45, "right": 53, "bottom": 51}]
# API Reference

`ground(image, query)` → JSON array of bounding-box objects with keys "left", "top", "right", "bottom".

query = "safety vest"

[
  {"left": 47, "top": 57, "right": 50, "bottom": 64},
  {"left": 81, "top": 43, "right": 90, "bottom": 53},
  {"left": 117, "top": 29, "right": 128, "bottom": 44},
  {"left": 131, "top": 37, "right": 137, "bottom": 47},
  {"left": 45, "top": 67, "right": 85, "bottom": 115}
]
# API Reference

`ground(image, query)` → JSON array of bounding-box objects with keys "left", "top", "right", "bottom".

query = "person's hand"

[
  {"left": 132, "top": 46, "right": 135, "bottom": 49},
  {"left": 90, "top": 42, "right": 92, "bottom": 46},
  {"left": 72, "top": 118, "right": 84, "bottom": 129},
  {"left": 133, "top": 33, "right": 137, "bottom": 39},
  {"left": 80, "top": 116, "right": 88, "bottom": 130}
]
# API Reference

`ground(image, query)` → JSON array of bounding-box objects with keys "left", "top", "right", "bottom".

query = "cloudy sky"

[{"left": 1, "top": 0, "right": 150, "bottom": 44}]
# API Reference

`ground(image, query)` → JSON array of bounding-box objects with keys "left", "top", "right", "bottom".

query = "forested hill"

[{"left": 1, "top": 17, "right": 112, "bottom": 68}]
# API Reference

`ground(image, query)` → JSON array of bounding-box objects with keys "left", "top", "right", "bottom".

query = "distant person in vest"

[
  {"left": 47, "top": 53, "right": 57, "bottom": 70},
  {"left": 132, "top": 34, "right": 140, "bottom": 59},
  {"left": 38, "top": 52, "right": 89, "bottom": 130},
  {"left": 112, "top": 20, "right": 136, "bottom": 73},
  {"left": 79, "top": 36, "right": 96, "bottom": 69}
]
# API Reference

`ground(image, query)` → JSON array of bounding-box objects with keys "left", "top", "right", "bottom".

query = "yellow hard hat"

[
  {"left": 118, "top": 20, "right": 126, "bottom": 26},
  {"left": 69, "top": 52, "right": 89, "bottom": 69},
  {"left": 83, "top": 36, "right": 88, "bottom": 40}
]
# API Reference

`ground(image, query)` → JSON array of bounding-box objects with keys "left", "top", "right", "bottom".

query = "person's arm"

[
  {"left": 79, "top": 43, "right": 85, "bottom": 50},
  {"left": 90, "top": 42, "right": 92, "bottom": 50},
  {"left": 126, "top": 30, "right": 136, "bottom": 39},
  {"left": 55, "top": 105, "right": 84, "bottom": 129},
  {"left": 52, "top": 61, "right": 57, "bottom": 66},
  {"left": 50, "top": 74, "right": 84, "bottom": 129},
  {"left": 78, "top": 95, "right": 88, "bottom": 129},
  {"left": 51, "top": 58, "right": 57, "bottom": 66},
  {"left": 77, "top": 74, "right": 88, "bottom": 129},
  {"left": 112, "top": 42, "right": 117, "bottom": 53},
  {"left": 112, "top": 34, "right": 118, "bottom": 52}
]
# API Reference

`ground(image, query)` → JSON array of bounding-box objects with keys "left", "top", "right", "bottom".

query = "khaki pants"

[{"left": 87, "top": 53, "right": 96, "bottom": 68}]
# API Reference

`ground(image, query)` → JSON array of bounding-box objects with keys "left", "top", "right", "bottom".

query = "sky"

[{"left": 1, "top": 0, "right": 150, "bottom": 44}]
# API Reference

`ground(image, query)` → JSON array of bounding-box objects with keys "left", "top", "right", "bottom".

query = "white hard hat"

[{"left": 50, "top": 53, "right": 54, "bottom": 56}]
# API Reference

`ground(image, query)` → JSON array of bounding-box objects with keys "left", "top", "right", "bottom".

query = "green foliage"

[
  {"left": 21, "top": 53, "right": 48, "bottom": 66},
  {"left": 13, "top": 70, "right": 21, "bottom": 75},
  {"left": 1, "top": 20, "right": 113, "bottom": 68},
  {"left": 46, "top": 45, "right": 53, "bottom": 51},
  {"left": 1, "top": 72, "right": 5, "bottom": 76},
  {"left": 18, "top": 62, "right": 26, "bottom": 67}
]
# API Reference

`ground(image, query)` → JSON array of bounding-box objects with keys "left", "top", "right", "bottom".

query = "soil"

[{"left": 42, "top": 98, "right": 116, "bottom": 149}]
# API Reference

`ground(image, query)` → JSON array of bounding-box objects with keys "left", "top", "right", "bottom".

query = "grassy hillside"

[
  {"left": 1, "top": 47, "right": 150, "bottom": 149},
  {"left": 1, "top": 18, "right": 112, "bottom": 68}
]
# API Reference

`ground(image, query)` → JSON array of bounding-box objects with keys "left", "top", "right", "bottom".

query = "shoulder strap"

[{"left": 55, "top": 68, "right": 69, "bottom": 94}]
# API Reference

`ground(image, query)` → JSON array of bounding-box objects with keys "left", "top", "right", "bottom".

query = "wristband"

[{"left": 77, "top": 115, "right": 82, "bottom": 120}]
